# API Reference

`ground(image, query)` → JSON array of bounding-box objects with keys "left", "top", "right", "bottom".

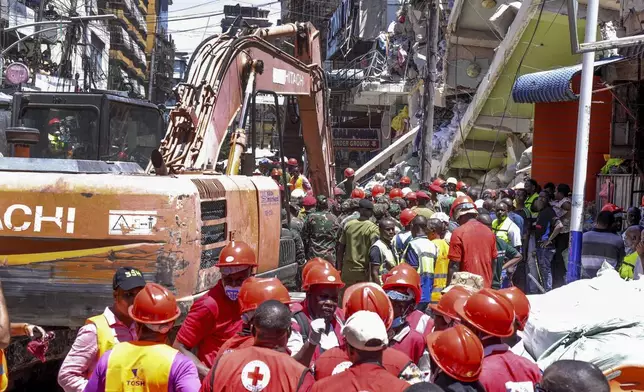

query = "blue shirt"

[{"left": 509, "top": 212, "right": 525, "bottom": 236}]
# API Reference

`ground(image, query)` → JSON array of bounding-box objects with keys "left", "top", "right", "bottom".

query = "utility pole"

[
  {"left": 148, "top": 14, "right": 159, "bottom": 101},
  {"left": 421, "top": 0, "right": 439, "bottom": 182}
]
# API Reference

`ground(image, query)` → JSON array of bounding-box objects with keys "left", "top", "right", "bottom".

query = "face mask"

[
  {"left": 145, "top": 321, "right": 174, "bottom": 334},
  {"left": 225, "top": 285, "right": 240, "bottom": 301}
]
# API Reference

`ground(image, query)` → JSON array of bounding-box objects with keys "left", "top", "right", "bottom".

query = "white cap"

[
  {"left": 291, "top": 189, "right": 306, "bottom": 199},
  {"left": 446, "top": 177, "right": 458, "bottom": 185},
  {"left": 342, "top": 311, "right": 388, "bottom": 351},
  {"left": 401, "top": 187, "right": 413, "bottom": 197},
  {"left": 432, "top": 212, "right": 449, "bottom": 223}
]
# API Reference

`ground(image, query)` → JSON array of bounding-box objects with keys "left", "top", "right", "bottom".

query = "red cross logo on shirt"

[{"left": 241, "top": 360, "right": 271, "bottom": 391}]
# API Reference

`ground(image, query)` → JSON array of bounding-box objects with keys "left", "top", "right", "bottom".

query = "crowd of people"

[{"left": 47, "top": 158, "right": 634, "bottom": 391}]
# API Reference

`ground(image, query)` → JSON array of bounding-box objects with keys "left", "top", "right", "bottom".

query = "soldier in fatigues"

[
  {"left": 302, "top": 196, "right": 342, "bottom": 265},
  {"left": 282, "top": 209, "right": 306, "bottom": 288}
]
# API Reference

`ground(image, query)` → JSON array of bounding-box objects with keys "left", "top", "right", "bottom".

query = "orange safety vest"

[
  {"left": 288, "top": 175, "right": 306, "bottom": 192},
  {"left": 105, "top": 341, "right": 177, "bottom": 391},
  {"left": 0, "top": 350, "right": 8, "bottom": 392},
  {"left": 86, "top": 314, "right": 116, "bottom": 359},
  {"left": 209, "top": 346, "right": 310, "bottom": 392}
]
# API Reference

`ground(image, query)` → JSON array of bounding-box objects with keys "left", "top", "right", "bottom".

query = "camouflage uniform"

[
  {"left": 302, "top": 210, "right": 341, "bottom": 264},
  {"left": 282, "top": 209, "right": 306, "bottom": 288},
  {"left": 373, "top": 203, "right": 389, "bottom": 222}
]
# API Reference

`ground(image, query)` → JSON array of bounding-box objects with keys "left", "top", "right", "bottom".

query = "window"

[
  {"left": 90, "top": 33, "right": 105, "bottom": 75},
  {"left": 107, "top": 102, "right": 164, "bottom": 168}
]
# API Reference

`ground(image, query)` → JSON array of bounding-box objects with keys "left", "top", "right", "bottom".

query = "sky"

[{"left": 168, "top": 0, "right": 282, "bottom": 54}]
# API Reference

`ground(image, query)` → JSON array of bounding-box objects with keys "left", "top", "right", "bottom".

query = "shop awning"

[{"left": 511, "top": 57, "right": 624, "bottom": 104}]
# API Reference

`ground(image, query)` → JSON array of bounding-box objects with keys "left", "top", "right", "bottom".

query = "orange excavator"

[{"left": 0, "top": 22, "right": 333, "bottom": 372}]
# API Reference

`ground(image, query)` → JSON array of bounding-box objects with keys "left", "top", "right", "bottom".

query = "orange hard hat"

[
  {"left": 389, "top": 188, "right": 403, "bottom": 199},
  {"left": 343, "top": 282, "right": 394, "bottom": 330},
  {"left": 399, "top": 208, "right": 418, "bottom": 228},
  {"left": 216, "top": 240, "right": 258, "bottom": 268},
  {"left": 428, "top": 285, "right": 474, "bottom": 321},
  {"left": 271, "top": 168, "right": 280, "bottom": 177},
  {"left": 382, "top": 263, "right": 421, "bottom": 304},
  {"left": 302, "top": 264, "right": 344, "bottom": 291},
  {"left": 456, "top": 180, "right": 468, "bottom": 191},
  {"left": 426, "top": 324, "right": 484, "bottom": 383},
  {"left": 405, "top": 192, "right": 417, "bottom": 201},
  {"left": 455, "top": 288, "right": 515, "bottom": 337},
  {"left": 287, "top": 158, "right": 298, "bottom": 166},
  {"left": 429, "top": 178, "right": 446, "bottom": 194},
  {"left": 344, "top": 168, "right": 355, "bottom": 178},
  {"left": 351, "top": 188, "right": 366, "bottom": 199},
  {"left": 128, "top": 283, "right": 181, "bottom": 324},
  {"left": 498, "top": 287, "right": 530, "bottom": 331},
  {"left": 371, "top": 184, "right": 386, "bottom": 198},
  {"left": 238, "top": 277, "right": 291, "bottom": 314},
  {"left": 400, "top": 176, "right": 411, "bottom": 185},
  {"left": 301, "top": 258, "right": 333, "bottom": 283},
  {"left": 450, "top": 195, "right": 476, "bottom": 218}
]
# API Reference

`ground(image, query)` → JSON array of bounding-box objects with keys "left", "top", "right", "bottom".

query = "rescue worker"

[
  {"left": 202, "top": 300, "right": 315, "bottom": 392},
  {"left": 427, "top": 285, "right": 474, "bottom": 332},
  {"left": 372, "top": 184, "right": 386, "bottom": 199},
  {"left": 427, "top": 218, "right": 449, "bottom": 303},
  {"left": 337, "top": 199, "right": 379, "bottom": 288},
  {"left": 84, "top": 283, "right": 200, "bottom": 391},
  {"left": 405, "top": 192, "right": 418, "bottom": 208},
  {"left": 390, "top": 188, "right": 404, "bottom": 199},
  {"left": 428, "top": 179, "right": 446, "bottom": 213},
  {"left": 174, "top": 240, "right": 257, "bottom": 378},
  {"left": 383, "top": 264, "right": 432, "bottom": 336},
  {"left": 340, "top": 198, "right": 361, "bottom": 228},
  {"left": 426, "top": 325, "right": 486, "bottom": 391},
  {"left": 478, "top": 213, "right": 523, "bottom": 290},
  {"left": 369, "top": 217, "right": 399, "bottom": 283},
  {"left": 524, "top": 179, "right": 540, "bottom": 218},
  {"left": 412, "top": 191, "right": 435, "bottom": 219},
  {"left": 287, "top": 158, "right": 312, "bottom": 195},
  {"left": 270, "top": 168, "right": 282, "bottom": 187},
  {"left": 216, "top": 278, "right": 293, "bottom": 357},
  {"left": 492, "top": 201, "right": 522, "bottom": 252},
  {"left": 300, "top": 195, "right": 317, "bottom": 220},
  {"left": 302, "top": 195, "right": 341, "bottom": 265},
  {"left": 58, "top": 267, "right": 146, "bottom": 392},
  {"left": 47, "top": 117, "right": 66, "bottom": 157},
  {"left": 457, "top": 180, "right": 468, "bottom": 194},
  {"left": 281, "top": 209, "right": 306, "bottom": 288},
  {"left": 313, "top": 283, "right": 423, "bottom": 383},
  {"left": 338, "top": 168, "right": 356, "bottom": 198},
  {"left": 498, "top": 287, "right": 530, "bottom": 348},
  {"left": 455, "top": 288, "right": 541, "bottom": 392},
  {"left": 400, "top": 176, "right": 412, "bottom": 188},
  {"left": 401, "top": 216, "right": 438, "bottom": 311},
  {"left": 310, "top": 311, "right": 414, "bottom": 392},
  {"left": 394, "top": 209, "right": 418, "bottom": 256},
  {"left": 290, "top": 265, "right": 345, "bottom": 366}
]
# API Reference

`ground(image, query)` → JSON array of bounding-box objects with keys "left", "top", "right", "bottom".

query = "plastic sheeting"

[
  {"left": 432, "top": 101, "right": 467, "bottom": 158},
  {"left": 522, "top": 263, "right": 644, "bottom": 371}
]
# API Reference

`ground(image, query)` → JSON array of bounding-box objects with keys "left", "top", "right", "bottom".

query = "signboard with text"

[{"left": 332, "top": 128, "right": 380, "bottom": 151}]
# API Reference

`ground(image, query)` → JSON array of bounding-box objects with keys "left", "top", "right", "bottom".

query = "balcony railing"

[{"left": 327, "top": 49, "right": 386, "bottom": 90}]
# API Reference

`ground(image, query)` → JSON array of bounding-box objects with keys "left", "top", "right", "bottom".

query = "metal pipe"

[
  {"left": 225, "top": 63, "right": 258, "bottom": 175},
  {"left": 255, "top": 23, "right": 300, "bottom": 39},
  {"left": 1, "top": 26, "right": 63, "bottom": 56},
  {"left": 567, "top": 0, "right": 599, "bottom": 283}
]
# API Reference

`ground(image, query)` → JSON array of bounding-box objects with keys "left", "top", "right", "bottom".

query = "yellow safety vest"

[
  {"left": 491, "top": 218, "right": 512, "bottom": 245},
  {"left": 0, "top": 350, "right": 8, "bottom": 392},
  {"left": 402, "top": 237, "right": 437, "bottom": 303},
  {"left": 371, "top": 240, "right": 399, "bottom": 284},
  {"left": 525, "top": 193, "right": 539, "bottom": 218},
  {"left": 105, "top": 341, "right": 177, "bottom": 391},
  {"left": 619, "top": 252, "right": 639, "bottom": 280},
  {"left": 431, "top": 238, "right": 450, "bottom": 304},
  {"left": 289, "top": 175, "right": 306, "bottom": 192},
  {"left": 86, "top": 314, "right": 116, "bottom": 360}
]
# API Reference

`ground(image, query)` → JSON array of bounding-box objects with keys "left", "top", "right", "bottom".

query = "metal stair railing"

[{"left": 327, "top": 49, "right": 387, "bottom": 90}]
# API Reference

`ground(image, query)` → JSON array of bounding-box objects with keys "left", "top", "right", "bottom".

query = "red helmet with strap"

[
  {"left": 128, "top": 283, "right": 181, "bottom": 324},
  {"left": 344, "top": 168, "right": 355, "bottom": 178},
  {"left": 426, "top": 325, "right": 484, "bottom": 383},
  {"left": 371, "top": 184, "right": 386, "bottom": 198},
  {"left": 450, "top": 195, "right": 476, "bottom": 218},
  {"left": 399, "top": 208, "right": 418, "bottom": 228},
  {"left": 301, "top": 258, "right": 333, "bottom": 284},
  {"left": 302, "top": 265, "right": 344, "bottom": 291},
  {"left": 343, "top": 283, "right": 394, "bottom": 330},
  {"left": 428, "top": 285, "right": 474, "bottom": 320},
  {"left": 389, "top": 188, "right": 403, "bottom": 199},
  {"left": 455, "top": 288, "right": 515, "bottom": 337},
  {"left": 382, "top": 264, "right": 421, "bottom": 304}
]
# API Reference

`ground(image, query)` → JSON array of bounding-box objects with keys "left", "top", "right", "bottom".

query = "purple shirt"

[{"left": 83, "top": 347, "right": 200, "bottom": 392}]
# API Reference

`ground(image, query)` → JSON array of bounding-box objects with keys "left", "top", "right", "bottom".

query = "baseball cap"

[
  {"left": 113, "top": 267, "right": 146, "bottom": 291},
  {"left": 342, "top": 310, "right": 388, "bottom": 351},
  {"left": 446, "top": 177, "right": 458, "bottom": 185},
  {"left": 359, "top": 199, "right": 374, "bottom": 210}
]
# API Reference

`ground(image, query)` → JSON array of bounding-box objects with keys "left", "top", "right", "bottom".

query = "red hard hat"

[
  {"left": 416, "top": 191, "right": 430, "bottom": 200},
  {"left": 271, "top": 168, "right": 280, "bottom": 177},
  {"left": 400, "top": 176, "right": 411, "bottom": 185},
  {"left": 426, "top": 324, "right": 484, "bottom": 383},
  {"left": 450, "top": 195, "right": 476, "bottom": 218},
  {"left": 334, "top": 187, "right": 345, "bottom": 196},
  {"left": 456, "top": 181, "right": 468, "bottom": 191},
  {"left": 382, "top": 263, "right": 421, "bottom": 304},
  {"left": 371, "top": 184, "right": 386, "bottom": 198},
  {"left": 429, "top": 178, "right": 446, "bottom": 194},
  {"left": 405, "top": 192, "right": 417, "bottom": 201},
  {"left": 344, "top": 168, "right": 355, "bottom": 178},
  {"left": 351, "top": 188, "right": 366, "bottom": 199},
  {"left": 302, "top": 196, "right": 317, "bottom": 207},
  {"left": 48, "top": 117, "right": 61, "bottom": 126},
  {"left": 216, "top": 240, "right": 258, "bottom": 267},
  {"left": 238, "top": 277, "right": 291, "bottom": 314},
  {"left": 498, "top": 287, "right": 530, "bottom": 331},
  {"left": 455, "top": 288, "right": 515, "bottom": 337},
  {"left": 302, "top": 258, "right": 333, "bottom": 283},
  {"left": 302, "top": 264, "right": 345, "bottom": 291},
  {"left": 428, "top": 285, "right": 474, "bottom": 320},
  {"left": 399, "top": 208, "right": 418, "bottom": 228},
  {"left": 287, "top": 158, "right": 298, "bottom": 166},
  {"left": 602, "top": 203, "right": 623, "bottom": 214},
  {"left": 128, "top": 283, "right": 181, "bottom": 324},
  {"left": 343, "top": 282, "right": 394, "bottom": 330},
  {"left": 389, "top": 188, "right": 403, "bottom": 199}
]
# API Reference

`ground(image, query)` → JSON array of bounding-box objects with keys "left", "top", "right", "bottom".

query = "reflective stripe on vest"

[
  {"left": 402, "top": 238, "right": 436, "bottom": 276},
  {"left": 86, "top": 314, "right": 116, "bottom": 359},
  {"left": 105, "top": 341, "right": 177, "bottom": 391},
  {"left": 372, "top": 240, "right": 399, "bottom": 284},
  {"left": 289, "top": 176, "right": 305, "bottom": 191},
  {"left": 492, "top": 218, "right": 512, "bottom": 245},
  {"left": 0, "top": 350, "right": 8, "bottom": 392},
  {"left": 431, "top": 239, "right": 450, "bottom": 304}
]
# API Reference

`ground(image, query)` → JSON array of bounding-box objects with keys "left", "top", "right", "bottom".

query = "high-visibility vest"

[
  {"left": 619, "top": 252, "right": 639, "bottom": 280},
  {"left": 431, "top": 238, "right": 450, "bottom": 304},
  {"left": 371, "top": 240, "right": 399, "bottom": 284},
  {"left": 402, "top": 237, "right": 437, "bottom": 303},
  {"left": 289, "top": 175, "right": 307, "bottom": 192},
  {"left": 0, "top": 350, "right": 8, "bottom": 392},
  {"left": 492, "top": 218, "right": 512, "bottom": 245},
  {"left": 105, "top": 341, "right": 177, "bottom": 391},
  {"left": 86, "top": 314, "right": 116, "bottom": 359},
  {"left": 525, "top": 193, "right": 539, "bottom": 219}
]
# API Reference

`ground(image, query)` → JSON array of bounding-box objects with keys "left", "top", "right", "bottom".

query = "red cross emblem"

[{"left": 241, "top": 360, "right": 271, "bottom": 391}]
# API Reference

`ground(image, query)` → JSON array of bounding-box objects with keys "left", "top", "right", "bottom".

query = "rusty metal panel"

[
  {"left": 250, "top": 176, "right": 281, "bottom": 273},
  {"left": 595, "top": 174, "right": 642, "bottom": 210}
]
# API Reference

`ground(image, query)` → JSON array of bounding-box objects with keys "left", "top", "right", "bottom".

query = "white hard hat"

[{"left": 342, "top": 311, "right": 388, "bottom": 351}]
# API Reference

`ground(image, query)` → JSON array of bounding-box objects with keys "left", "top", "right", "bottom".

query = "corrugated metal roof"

[{"left": 511, "top": 57, "right": 624, "bottom": 103}]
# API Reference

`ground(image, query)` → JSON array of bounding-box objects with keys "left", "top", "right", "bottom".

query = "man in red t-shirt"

[
  {"left": 173, "top": 240, "right": 257, "bottom": 378},
  {"left": 447, "top": 196, "right": 497, "bottom": 288}
]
